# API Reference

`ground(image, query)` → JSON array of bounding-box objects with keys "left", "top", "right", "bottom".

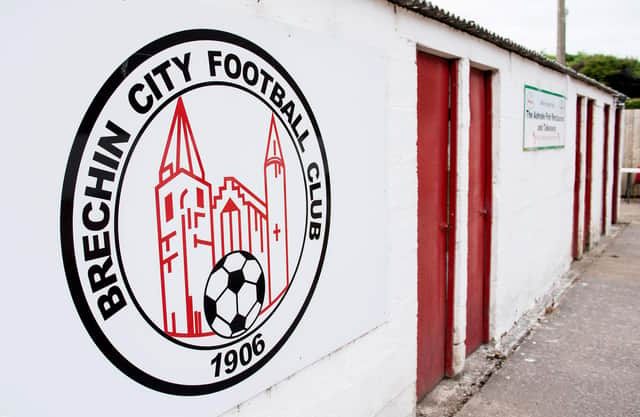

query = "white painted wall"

[
  {"left": 0, "top": 1, "right": 618, "bottom": 416},
  {"left": 219, "top": 1, "right": 618, "bottom": 411},
  {"left": 389, "top": 2, "right": 615, "bottom": 343}
]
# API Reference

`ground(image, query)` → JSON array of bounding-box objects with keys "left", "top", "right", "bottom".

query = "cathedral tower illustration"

[
  {"left": 154, "top": 97, "right": 215, "bottom": 337},
  {"left": 264, "top": 114, "right": 290, "bottom": 303},
  {"left": 155, "top": 98, "right": 291, "bottom": 339}
]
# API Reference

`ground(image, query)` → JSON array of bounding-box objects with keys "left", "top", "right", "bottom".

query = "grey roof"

[{"left": 387, "top": 0, "right": 626, "bottom": 101}]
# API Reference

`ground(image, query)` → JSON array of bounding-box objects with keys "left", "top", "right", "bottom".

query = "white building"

[{"left": 0, "top": 1, "right": 624, "bottom": 416}]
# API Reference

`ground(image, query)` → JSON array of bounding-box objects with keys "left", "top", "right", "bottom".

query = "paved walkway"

[{"left": 457, "top": 202, "right": 640, "bottom": 417}]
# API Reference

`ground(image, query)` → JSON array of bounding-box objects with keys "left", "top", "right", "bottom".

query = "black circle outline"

[
  {"left": 114, "top": 82, "right": 309, "bottom": 350},
  {"left": 59, "top": 29, "right": 331, "bottom": 396}
]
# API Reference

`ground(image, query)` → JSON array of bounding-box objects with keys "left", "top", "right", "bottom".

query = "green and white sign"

[{"left": 523, "top": 85, "right": 566, "bottom": 150}]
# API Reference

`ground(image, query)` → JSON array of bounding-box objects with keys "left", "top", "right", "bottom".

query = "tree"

[
  {"left": 566, "top": 53, "right": 640, "bottom": 98},
  {"left": 626, "top": 98, "right": 640, "bottom": 109},
  {"left": 544, "top": 53, "right": 640, "bottom": 98}
]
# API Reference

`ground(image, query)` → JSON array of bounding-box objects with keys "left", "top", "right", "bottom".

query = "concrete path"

[{"left": 457, "top": 206, "right": 640, "bottom": 417}]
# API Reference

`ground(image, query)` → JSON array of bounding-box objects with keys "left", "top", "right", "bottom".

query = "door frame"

[
  {"left": 416, "top": 51, "right": 458, "bottom": 397},
  {"left": 481, "top": 71, "right": 492, "bottom": 344},
  {"left": 445, "top": 60, "right": 459, "bottom": 377},
  {"left": 612, "top": 107, "right": 622, "bottom": 224},
  {"left": 601, "top": 104, "right": 610, "bottom": 235},
  {"left": 572, "top": 96, "right": 583, "bottom": 259},
  {"left": 583, "top": 99, "right": 594, "bottom": 251},
  {"left": 466, "top": 67, "right": 492, "bottom": 354}
]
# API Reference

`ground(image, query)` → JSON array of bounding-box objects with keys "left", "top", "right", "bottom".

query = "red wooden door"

[
  {"left": 417, "top": 52, "right": 454, "bottom": 399},
  {"left": 466, "top": 68, "right": 491, "bottom": 356},
  {"left": 612, "top": 108, "right": 622, "bottom": 224},
  {"left": 584, "top": 100, "right": 594, "bottom": 251},
  {"left": 601, "top": 104, "right": 610, "bottom": 235},
  {"left": 572, "top": 97, "right": 583, "bottom": 259}
]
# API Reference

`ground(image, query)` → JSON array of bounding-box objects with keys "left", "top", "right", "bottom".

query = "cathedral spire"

[
  {"left": 264, "top": 114, "right": 284, "bottom": 170},
  {"left": 263, "top": 113, "right": 289, "bottom": 302},
  {"left": 159, "top": 97, "right": 205, "bottom": 183}
]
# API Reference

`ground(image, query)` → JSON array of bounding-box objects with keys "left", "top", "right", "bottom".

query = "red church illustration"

[{"left": 154, "top": 97, "right": 290, "bottom": 338}]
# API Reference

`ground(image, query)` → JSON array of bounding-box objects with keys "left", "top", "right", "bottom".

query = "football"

[{"left": 204, "top": 251, "right": 266, "bottom": 338}]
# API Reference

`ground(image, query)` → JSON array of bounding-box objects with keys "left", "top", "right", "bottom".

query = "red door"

[
  {"left": 572, "top": 97, "right": 583, "bottom": 259},
  {"left": 466, "top": 68, "right": 492, "bottom": 356},
  {"left": 601, "top": 104, "right": 610, "bottom": 235},
  {"left": 612, "top": 108, "right": 622, "bottom": 224},
  {"left": 584, "top": 100, "right": 594, "bottom": 251},
  {"left": 417, "top": 52, "right": 456, "bottom": 399}
]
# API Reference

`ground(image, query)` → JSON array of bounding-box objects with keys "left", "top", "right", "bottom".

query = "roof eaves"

[{"left": 387, "top": 0, "right": 627, "bottom": 102}]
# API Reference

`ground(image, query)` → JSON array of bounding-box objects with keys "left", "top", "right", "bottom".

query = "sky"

[{"left": 434, "top": 0, "right": 640, "bottom": 59}]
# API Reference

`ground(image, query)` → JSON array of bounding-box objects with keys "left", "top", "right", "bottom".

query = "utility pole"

[{"left": 556, "top": 0, "right": 566, "bottom": 65}]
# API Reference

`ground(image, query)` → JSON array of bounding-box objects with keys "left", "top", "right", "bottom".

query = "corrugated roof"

[{"left": 387, "top": 0, "right": 626, "bottom": 101}]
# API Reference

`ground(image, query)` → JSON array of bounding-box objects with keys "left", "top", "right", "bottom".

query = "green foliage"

[
  {"left": 544, "top": 52, "right": 640, "bottom": 98},
  {"left": 567, "top": 53, "right": 640, "bottom": 80},
  {"left": 626, "top": 98, "right": 640, "bottom": 109}
]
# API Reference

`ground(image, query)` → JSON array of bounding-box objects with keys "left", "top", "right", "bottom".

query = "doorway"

[
  {"left": 572, "top": 96, "right": 583, "bottom": 259},
  {"left": 416, "top": 51, "right": 458, "bottom": 399},
  {"left": 584, "top": 99, "right": 594, "bottom": 251},
  {"left": 601, "top": 104, "right": 610, "bottom": 235},
  {"left": 466, "top": 68, "right": 492, "bottom": 356},
  {"left": 612, "top": 107, "right": 622, "bottom": 224}
]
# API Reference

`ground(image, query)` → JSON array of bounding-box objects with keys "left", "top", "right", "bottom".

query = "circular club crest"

[{"left": 60, "top": 30, "right": 330, "bottom": 395}]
